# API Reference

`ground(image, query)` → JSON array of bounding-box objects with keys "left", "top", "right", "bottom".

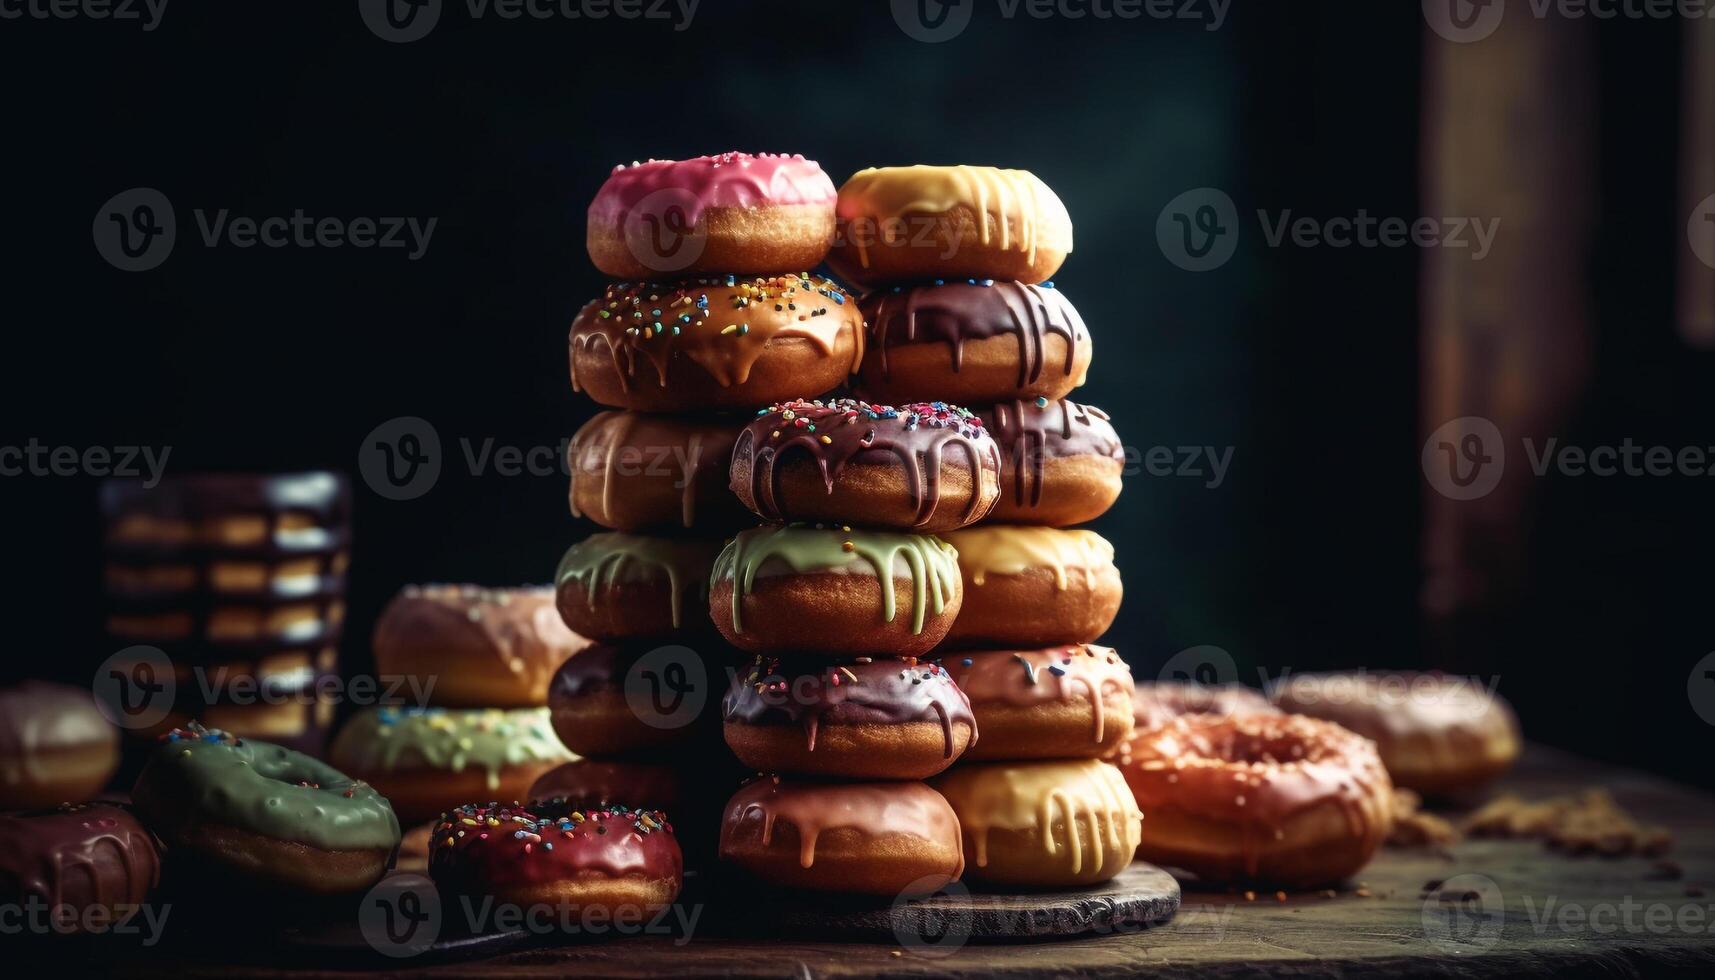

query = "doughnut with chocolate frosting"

[
  {"left": 0, "top": 803, "right": 161, "bottom": 934},
  {"left": 1270, "top": 671, "right": 1520, "bottom": 796},
  {"left": 1117, "top": 713, "right": 1394, "bottom": 888},
  {"left": 710, "top": 525, "right": 963, "bottom": 658},
  {"left": 588, "top": 152, "right": 836, "bottom": 280},
  {"left": 131, "top": 724, "right": 400, "bottom": 894},
  {"left": 372, "top": 584, "right": 589, "bottom": 709},
  {"left": 722, "top": 655, "right": 976, "bottom": 779},
  {"left": 718, "top": 776, "right": 964, "bottom": 896},
  {"left": 549, "top": 642, "right": 718, "bottom": 757},
  {"left": 554, "top": 533, "right": 723, "bottom": 642},
  {"left": 939, "top": 526, "right": 1122, "bottom": 648},
  {"left": 980, "top": 398, "right": 1125, "bottom": 526},
  {"left": 829, "top": 165, "right": 1073, "bottom": 287},
  {"left": 940, "top": 645, "right": 1135, "bottom": 760},
  {"left": 569, "top": 275, "right": 864, "bottom": 412},
  {"left": 569, "top": 411, "right": 750, "bottom": 531},
  {"left": 0, "top": 681, "right": 119, "bottom": 809},
  {"left": 931, "top": 759, "right": 1141, "bottom": 887},
  {"left": 329, "top": 706, "right": 572, "bottom": 824},
  {"left": 430, "top": 800, "right": 682, "bottom": 913},
  {"left": 856, "top": 280, "right": 1091, "bottom": 406},
  {"left": 731, "top": 399, "right": 1001, "bottom": 532}
]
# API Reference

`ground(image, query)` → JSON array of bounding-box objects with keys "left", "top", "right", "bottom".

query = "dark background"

[{"left": 1, "top": 2, "right": 1709, "bottom": 786}]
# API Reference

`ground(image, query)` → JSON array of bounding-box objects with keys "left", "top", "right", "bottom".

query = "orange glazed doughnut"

[
  {"left": 932, "top": 759, "right": 1141, "bottom": 888},
  {"left": 710, "top": 525, "right": 964, "bottom": 659},
  {"left": 941, "top": 646, "right": 1134, "bottom": 760},
  {"left": 979, "top": 398, "right": 1125, "bottom": 526},
  {"left": 856, "top": 281, "right": 1091, "bottom": 406},
  {"left": 939, "top": 526, "right": 1121, "bottom": 649},
  {"left": 1118, "top": 713, "right": 1393, "bottom": 889},
  {"left": 719, "top": 776, "right": 964, "bottom": 896},
  {"left": 587, "top": 152, "right": 836, "bottom": 281},
  {"left": 829, "top": 165, "right": 1073, "bottom": 288},
  {"left": 554, "top": 533, "right": 723, "bottom": 642},
  {"left": 569, "top": 275, "right": 864, "bottom": 413},
  {"left": 731, "top": 399, "right": 1001, "bottom": 533},
  {"left": 1271, "top": 671, "right": 1521, "bottom": 796},
  {"left": 568, "top": 411, "right": 751, "bottom": 531},
  {"left": 371, "top": 584, "right": 589, "bottom": 708}
]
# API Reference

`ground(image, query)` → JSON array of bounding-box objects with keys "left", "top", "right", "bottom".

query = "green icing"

[
  {"left": 330, "top": 707, "right": 571, "bottom": 791},
  {"left": 554, "top": 532, "right": 714, "bottom": 629},
  {"left": 713, "top": 524, "right": 960, "bottom": 635},
  {"left": 135, "top": 726, "right": 401, "bottom": 851}
]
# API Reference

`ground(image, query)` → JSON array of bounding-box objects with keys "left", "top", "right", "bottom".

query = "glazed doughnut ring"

[
  {"left": 1130, "top": 681, "right": 1279, "bottom": 733},
  {"left": 941, "top": 645, "right": 1135, "bottom": 760},
  {"left": 554, "top": 533, "right": 722, "bottom": 642},
  {"left": 938, "top": 526, "right": 1122, "bottom": 649},
  {"left": 371, "top": 584, "right": 588, "bottom": 708},
  {"left": 1, "top": 681, "right": 119, "bottom": 809},
  {"left": 980, "top": 398, "right": 1125, "bottom": 526},
  {"left": 1270, "top": 671, "right": 1521, "bottom": 796},
  {"left": 730, "top": 398, "right": 1001, "bottom": 533},
  {"left": 829, "top": 165, "right": 1073, "bottom": 288},
  {"left": 587, "top": 152, "right": 836, "bottom": 281},
  {"left": 568, "top": 411, "right": 750, "bottom": 532},
  {"left": 0, "top": 803, "right": 161, "bottom": 935},
  {"left": 718, "top": 776, "right": 964, "bottom": 896},
  {"left": 1117, "top": 713, "right": 1393, "bottom": 888}
]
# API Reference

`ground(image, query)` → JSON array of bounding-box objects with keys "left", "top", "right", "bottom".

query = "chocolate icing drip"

[
  {"left": 861, "top": 281, "right": 1086, "bottom": 387},
  {"left": 981, "top": 398, "right": 1124, "bottom": 508},
  {"left": 723, "top": 656, "right": 975, "bottom": 758},
  {"left": 733, "top": 399, "right": 1000, "bottom": 529},
  {"left": 0, "top": 803, "right": 160, "bottom": 916}
]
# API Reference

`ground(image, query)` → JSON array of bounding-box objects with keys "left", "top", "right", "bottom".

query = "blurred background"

[{"left": 1, "top": 1, "right": 1711, "bottom": 785}]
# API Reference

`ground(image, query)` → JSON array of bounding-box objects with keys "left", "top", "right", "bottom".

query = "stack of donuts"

[{"left": 100, "top": 472, "right": 353, "bottom": 756}]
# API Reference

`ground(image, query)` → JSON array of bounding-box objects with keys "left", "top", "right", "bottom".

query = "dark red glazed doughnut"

[{"left": 0, "top": 803, "right": 161, "bottom": 935}]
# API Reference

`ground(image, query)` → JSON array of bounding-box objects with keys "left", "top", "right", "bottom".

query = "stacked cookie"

[
  {"left": 829, "top": 164, "right": 1143, "bottom": 888},
  {"left": 100, "top": 472, "right": 352, "bottom": 757},
  {"left": 554, "top": 153, "right": 866, "bottom": 859},
  {"left": 329, "top": 584, "right": 582, "bottom": 825}
]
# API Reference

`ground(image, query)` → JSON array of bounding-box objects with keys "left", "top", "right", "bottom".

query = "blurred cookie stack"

[
  {"left": 830, "top": 164, "right": 1143, "bottom": 889},
  {"left": 100, "top": 472, "right": 351, "bottom": 760},
  {"left": 554, "top": 152, "right": 867, "bottom": 863}
]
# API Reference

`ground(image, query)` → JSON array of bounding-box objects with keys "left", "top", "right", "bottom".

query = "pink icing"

[{"left": 588, "top": 152, "right": 836, "bottom": 227}]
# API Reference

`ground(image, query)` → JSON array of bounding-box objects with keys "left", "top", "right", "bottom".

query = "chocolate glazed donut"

[
  {"left": 731, "top": 399, "right": 1001, "bottom": 532},
  {"left": 0, "top": 803, "right": 161, "bottom": 933},
  {"left": 856, "top": 280, "right": 1091, "bottom": 405},
  {"left": 980, "top": 398, "right": 1125, "bottom": 526}
]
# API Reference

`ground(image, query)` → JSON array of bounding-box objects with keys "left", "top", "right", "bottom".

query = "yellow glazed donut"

[{"left": 939, "top": 526, "right": 1122, "bottom": 648}]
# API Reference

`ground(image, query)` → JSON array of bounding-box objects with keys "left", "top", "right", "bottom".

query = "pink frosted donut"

[{"left": 587, "top": 152, "right": 837, "bottom": 280}]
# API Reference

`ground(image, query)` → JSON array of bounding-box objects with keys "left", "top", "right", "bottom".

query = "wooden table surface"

[{"left": 111, "top": 745, "right": 1715, "bottom": 979}]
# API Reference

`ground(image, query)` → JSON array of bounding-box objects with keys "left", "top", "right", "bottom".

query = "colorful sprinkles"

[{"left": 755, "top": 398, "right": 985, "bottom": 440}]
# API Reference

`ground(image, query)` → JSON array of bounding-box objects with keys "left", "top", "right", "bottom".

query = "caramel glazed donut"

[
  {"left": 981, "top": 398, "right": 1125, "bottom": 527},
  {"left": 371, "top": 584, "right": 589, "bottom": 708},
  {"left": 933, "top": 758, "right": 1141, "bottom": 888},
  {"left": 938, "top": 525, "right": 1122, "bottom": 649},
  {"left": 1118, "top": 713, "right": 1393, "bottom": 888},
  {"left": 710, "top": 524, "right": 963, "bottom": 659},
  {"left": 0, "top": 803, "right": 161, "bottom": 935},
  {"left": 0, "top": 681, "right": 120, "bottom": 810},
  {"left": 829, "top": 165, "right": 1073, "bottom": 289},
  {"left": 587, "top": 152, "right": 837, "bottom": 282},
  {"left": 723, "top": 655, "right": 976, "bottom": 780},
  {"left": 941, "top": 646, "right": 1135, "bottom": 761},
  {"left": 568, "top": 410, "right": 752, "bottom": 531},
  {"left": 329, "top": 706, "right": 572, "bottom": 825},
  {"left": 1271, "top": 671, "right": 1521, "bottom": 796},
  {"left": 731, "top": 398, "right": 1000, "bottom": 533},
  {"left": 569, "top": 274, "right": 865, "bottom": 413},
  {"left": 719, "top": 776, "right": 964, "bottom": 896},
  {"left": 131, "top": 725, "right": 400, "bottom": 894}
]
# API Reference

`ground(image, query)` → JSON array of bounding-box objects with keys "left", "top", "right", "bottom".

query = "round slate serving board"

[{"left": 716, "top": 863, "right": 1181, "bottom": 943}]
